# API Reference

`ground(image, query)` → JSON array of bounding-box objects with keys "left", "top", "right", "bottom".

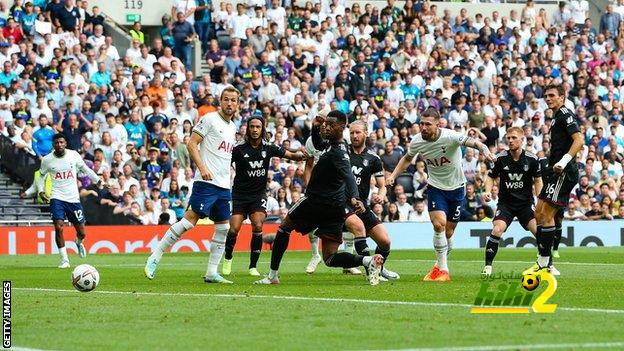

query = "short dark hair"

[
  {"left": 421, "top": 107, "right": 440, "bottom": 119},
  {"left": 327, "top": 110, "right": 347, "bottom": 125},
  {"left": 545, "top": 84, "right": 565, "bottom": 97},
  {"left": 52, "top": 133, "right": 66, "bottom": 142}
]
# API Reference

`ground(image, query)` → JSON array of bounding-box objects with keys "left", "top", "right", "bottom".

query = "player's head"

[
  {"left": 349, "top": 120, "right": 367, "bottom": 148},
  {"left": 246, "top": 116, "right": 266, "bottom": 142},
  {"left": 219, "top": 85, "right": 241, "bottom": 119},
  {"left": 52, "top": 133, "right": 66, "bottom": 153},
  {"left": 323, "top": 110, "right": 347, "bottom": 142},
  {"left": 419, "top": 107, "right": 440, "bottom": 141},
  {"left": 505, "top": 126, "right": 524, "bottom": 151},
  {"left": 544, "top": 84, "right": 565, "bottom": 111}
]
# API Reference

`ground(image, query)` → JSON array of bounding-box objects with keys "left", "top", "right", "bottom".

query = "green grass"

[{"left": 2, "top": 247, "right": 624, "bottom": 350}]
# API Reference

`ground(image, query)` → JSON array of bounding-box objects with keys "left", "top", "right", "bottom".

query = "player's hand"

[
  {"left": 300, "top": 147, "right": 311, "bottom": 160},
  {"left": 371, "top": 194, "right": 383, "bottom": 204},
  {"left": 386, "top": 175, "right": 396, "bottom": 186},
  {"left": 39, "top": 192, "right": 49, "bottom": 203},
  {"left": 312, "top": 115, "right": 325, "bottom": 128},
  {"left": 553, "top": 164, "right": 564, "bottom": 174},
  {"left": 484, "top": 151, "right": 496, "bottom": 163},
  {"left": 481, "top": 192, "right": 492, "bottom": 203},
  {"left": 19, "top": 191, "right": 26, "bottom": 199},
  {"left": 351, "top": 198, "right": 365, "bottom": 214},
  {"left": 200, "top": 168, "right": 214, "bottom": 181}
]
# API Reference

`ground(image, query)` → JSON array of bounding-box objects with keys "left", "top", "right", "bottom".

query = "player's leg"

[
  {"left": 68, "top": 203, "right": 87, "bottom": 258},
  {"left": 305, "top": 230, "right": 322, "bottom": 273},
  {"left": 222, "top": 213, "right": 245, "bottom": 276},
  {"left": 552, "top": 209, "right": 564, "bottom": 258},
  {"left": 425, "top": 210, "right": 450, "bottom": 281},
  {"left": 247, "top": 211, "right": 266, "bottom": 276},
  {"left": 50, "top": 199, "right": 69, "bottom": 268},
  {"left": 342, "top": 214, "right": 364, "bottom": 275},
  {"left": 204, "top": 190, "right": 234, "bottom": 283},
  {"left": 368, "top": 223, "right": 400, "bottom": 280},
  {"left": 319, "top": 234, "right": 383, "bottom": 286},
  {"left": 483, "top": 220, "right": 508, "bottom": 275},
  {"left": 525, "top": 199, "right": 559, "bottom": 274},
  {"left": 254, "top": 215, "right": 297, "bottom": 284}
]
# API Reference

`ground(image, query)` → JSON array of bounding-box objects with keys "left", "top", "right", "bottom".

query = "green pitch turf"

[{"left": 2, "top": 247, "right": 624, "bottom": 350}]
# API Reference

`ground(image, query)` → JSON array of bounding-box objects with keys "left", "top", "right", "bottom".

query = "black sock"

[
  {"left": 270, "top": 228, "right": 290, "bottom": 271},
  {"left": 224, "top": 230, "right": 237, "bottom": 260},
  {"left": 553, "top": 226, "right": 562, "bottom": 251},
  {"left": 485, "top": 235, "right": 500, "bottom": 266},
  {"left": 536, "top": 225, "right": 555, "bottom": 259},
  {"left": 354, "top": 237, "right": 370, "bottom": 256},
  {"left": 249, "top": 231, "right": 263, "bottom": 269},
  {"left": 375, "top": 246, "right": 390, "bottom": 263},
  {"left": 324, "top": 252, "right": 363, "bottom": 268}
]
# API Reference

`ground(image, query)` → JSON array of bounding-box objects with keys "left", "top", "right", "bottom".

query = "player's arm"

[
  {"left": 387, "top": 151, "right": 414, "bottom": 186},
  {"left": 283, "top": 149, "right": 307, "bottom": 162},
  {"left": 372, "top": 175, "right": 387, "bottom": 204},
  {"left": 310, "top": 116, "right": 329, "bottom": 151},
  {"left": 554, "top": 132, "right": 583, "bottom": 174},
  {"left": 532, "top": 157, "right": 543, "bottom": 196},
  {"left": 188, "top": 118, "right": 213, "bottom": 181},
  {"left": 302, "top": 157, "right": 314, "bottom": 186},
  {"left": 76, "top": 153, "right": 102, "bottom": 185},
  {"left": 464, "top": 136, "right": 495, "bottom": 162},
  {"left": 37, "top": 159, "right": 50, "bottom": 202},
  {"left": 335, "top": 150, "right": 364, "bottom": 213},
  {"left": 483, "top": 158, "right": 499, "bottom": 202}
]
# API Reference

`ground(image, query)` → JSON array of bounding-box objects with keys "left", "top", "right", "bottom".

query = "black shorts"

[
  {"left": 539, "top": 169, "right": 577, "bottom": 208},
  {"left": 232, "top": 196, "right": 267, "bottom": 217},
  {"left": 494, "top": 202, "right": 535, "bottom": 230},
  {"left": 344, "top": 207, "right": 382, "bottom": 233},
  {"left": 288, "top": 196, "right": 347, "bottom": 243}
]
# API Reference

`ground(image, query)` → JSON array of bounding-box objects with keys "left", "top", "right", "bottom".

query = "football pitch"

[{"left": 2, "top": 247, "right": 624, "bottom": 351}]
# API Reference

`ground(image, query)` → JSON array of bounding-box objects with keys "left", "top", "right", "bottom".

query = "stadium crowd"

[{"left": 4, "top": 0, "right": 624, "bottom": 225}]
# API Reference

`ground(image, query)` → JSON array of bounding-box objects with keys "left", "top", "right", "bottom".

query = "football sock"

[
  {"left": 553, "top": 225, "right": 562, "bottom": 251},
  {"left": 324, "top": 252, "right": 363, "bottom": 268},
  {"left": 485, "top": 235, "right": 500, "bottom": 266},
  {"left": 75, "top": 236, "right": 84, "bottom": 245},
  {"left": 205, "top": 223, "right": 229, "bottom": 277},
  {"left": 536, "top": 225, "right": 555, "bottom": 268},
  {"left": 271, "top": 227, "right": 291, "bottom": 271},
  {"left": 224, "top": 230, "right": 237, "bottom": 260},
  {"left": 342, "top": 232, "right": 355, "bottom": 254},
  {"left": 447, "top": 235, "right": 454, "bottom": 257},
  {"left": 59, "top": 246, "right": 68, "bottom": 261},
  {"left": 249, "top": 231, "right": 263, "bottom": 269},
  {"left": 433, "top": 231, "right": 448, "bottom": 271},
  {"left": 354, "top": 237, "right": 370, "bottom": 256},
  {"left": 153, "top": 217, "right": 193, "bottom": 261},
  {"left": 375, "top": 246, "right": 390, "bottom": 263},
  {"left": 308, "top": 232, "right": 320, "bottom": 257}
]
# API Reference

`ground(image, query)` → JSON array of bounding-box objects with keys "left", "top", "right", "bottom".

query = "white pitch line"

[
  {"left": 12, "top": 287, "right": 624, "bottom": 314},
  {"left": 10, "top": 347, "right": 54, "bottom": 351},
  {"left": 383, "top": 341, "right": 624, "bottom": 351}
]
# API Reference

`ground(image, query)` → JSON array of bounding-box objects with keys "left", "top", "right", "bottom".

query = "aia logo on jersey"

[
  {"left": 217, "top": 140, "right": 234, "bottom": 153},
  {"left": 54, "top": 170, "right": 74, "bottom": 180},
  {"left": 426, "top": 156, "right": 451, "bottom": 167}
]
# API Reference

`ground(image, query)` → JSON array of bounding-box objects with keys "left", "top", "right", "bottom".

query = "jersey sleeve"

[
  {"left": 561, "top": 110, "right": 581, "bottom": 136},
  {"left": 75, "top": 152, "right": 100, "bottom": 183},
  {"left": 371, "top": 155, "right": 384, "bottom": 177},
  {"left": 192, "top": 115, "right": 210, "bottom": 138},
  {"left": 334, "top": 149, "right": 359, "bottom": 200},
  {"left": 231, "top": 145, "right": 242, "bottom": 166},
  {"left": 533, "top": 157, "right": 542, "bottom": 178},
  {"left": 448, "top": 129, "right": 470, "bottom": 147},
  {"left": 311, "top": 124, "right": 329, "bottom": 151},
  {"left": 487, "top": 158, "right": 501, "bottom": 178},
  {"left": 270, "top": 144, "right": 286, "bottom": 158},
  {"left": 406, "top": 139, "right": 419, "bottom": 158}
]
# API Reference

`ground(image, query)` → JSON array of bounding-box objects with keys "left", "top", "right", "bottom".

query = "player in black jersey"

[
  {"left": 481, "top": 127, "right": 544, "bottom": 275},
  {"left": 254, "top": 110, "right": 384, "bottom": 285},
  {"left": 537, "top": 156, "right": 564, "bottom": 275},
  {"left": 525, "top": 84, "right": 583, "bottom": 275},
  {"left": 222, "top": 116, "right": 306, "bottom": 276},
  {"left": 303, "top": 121, "right": 399, "bottom": 281}
]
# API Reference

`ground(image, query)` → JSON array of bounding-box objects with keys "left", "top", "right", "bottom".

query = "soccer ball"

[
  {"left": 522, "top": 273, "right": 539, "bottom": 291},
  {"left": 71, "top": 264, "right": 100, "bottom": 292}
]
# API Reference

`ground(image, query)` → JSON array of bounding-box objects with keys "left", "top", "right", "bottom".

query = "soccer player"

[
  {"left": 481, "top": 127, "right": 544, "bottom": 275},
  {"left": 144, "top": 86, "right": 240, "bottom": 283},
  {"left": 254, "top": 110, "right": 384, "bottom": 285},
  {"left": 221, "top": 116, "right": 306, "bottom": 277},
  {"left": 525, "top": 83, "right": 583, "bottom": 274},
  {"left": 304, "top": 121, "right": 399, "bottom": 281},
  {"left": 37, "top": 133, "right": 102, "bottom": 268},
  {"left": 387, "top": 108, "right": 495, "bottom": 282}
]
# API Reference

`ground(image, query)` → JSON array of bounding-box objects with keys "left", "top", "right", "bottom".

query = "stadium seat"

[{"left": 396, "top": 173, "right": 415, "bottom": 197}]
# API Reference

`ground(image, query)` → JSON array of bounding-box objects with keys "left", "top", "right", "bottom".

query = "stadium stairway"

[{"left": 0, "top": 173, "right": 50, "bottom": 225}]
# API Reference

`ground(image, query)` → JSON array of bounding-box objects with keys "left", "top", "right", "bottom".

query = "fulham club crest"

[
  {"left": 524, "top": 164, "right": 529, "bottom": 171},
  {"left": 261, "top": 150, "right": 266, "bottom": 158},
  {"left": 363, "top": 159, "right": 369, "bottom": 167}
]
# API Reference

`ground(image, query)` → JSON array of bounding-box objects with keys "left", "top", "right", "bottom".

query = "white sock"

[
  {"left": 361, "top": 256, "right": 372, "bottom": 267},
  {"left": 59, "top": 247, "right": 68, "bottom": 262},
  {"left": 269, "top": 269, "right": 278, "bottom": 279},
  {"left": 342, "top": 232, "right": 355, "bottom": 254},
  {"left": 152, "top": 218, "right": 194, "bottom": 261},
  {"left": 447, "top": 235, "right": 454, "bottom": 257},
  {"left": 309, "top": 232, "right": 320, "bottom": 257},
  {"left": 75, "top": 236, "right": 83, "bottom": 245},
  {"left": 205, "top": 223, "right": 229, "bottom": 277},
  {"left": 433, "top": 231, "right": 448, "bottom": 271},
  {"left": 537, "top": 256, "right": 550, "bottom": 268}
]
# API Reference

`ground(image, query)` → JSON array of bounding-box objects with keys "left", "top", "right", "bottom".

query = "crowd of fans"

[{"left": 4, "top": 0, "right": 624, "bottom": 225}]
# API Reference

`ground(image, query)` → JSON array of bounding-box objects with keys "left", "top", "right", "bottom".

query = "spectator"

[
  {"left": 384, "top": 202, "right": 400, "bottom": 223},
  {"left": 408, "top": 200, "right": 430, "bottom": 222},
  {"left": 172, "top": 11, "right": 196, "bottom": 70}
]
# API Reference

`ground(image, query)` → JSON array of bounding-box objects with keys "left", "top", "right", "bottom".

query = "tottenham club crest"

[
  {"left": 261, "top": 150, "right": 266, "bottom": 158},
  {"left": 363, "top": 159, "right": 369, "bottom": 167}
]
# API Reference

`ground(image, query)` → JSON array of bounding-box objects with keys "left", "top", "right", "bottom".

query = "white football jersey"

[
  {"left": 407, "top": 128, "right": 468, "bottom": 191},
  {"left": 192, "top": 112, "right": 237, "bottom": 189},
  {"left": 39, "top": 149, "right": 100, "bottom": 203}
]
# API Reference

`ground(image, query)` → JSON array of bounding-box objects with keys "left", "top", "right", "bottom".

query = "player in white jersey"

[
  {"left": 37, "top": 133, "right": 102, "bottom": 268},
  {"left": 145, "top": 86, "right": 240, "bottom": 283},
  {"left": 387, "top": 108, "right": 495, "bottom": 281}
]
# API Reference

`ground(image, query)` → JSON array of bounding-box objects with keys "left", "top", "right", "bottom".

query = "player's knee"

[
  {"left": 433, "top": 223, "right": 445, "bottom": 233},
  {"left": 214, "top": 223, "right": 230, "bottom": 239},
  {"left": 251, "top": 223, "right": 263, "bottom": 233}
]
